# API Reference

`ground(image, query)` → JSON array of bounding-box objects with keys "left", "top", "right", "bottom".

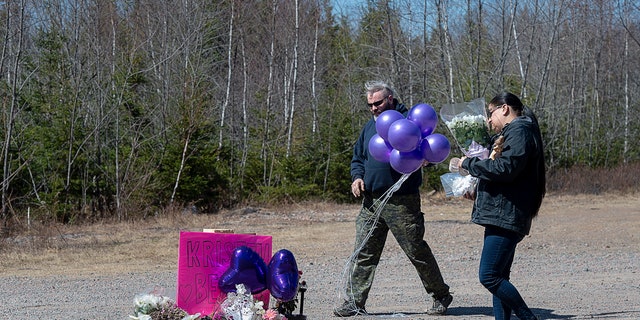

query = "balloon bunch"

[
  {"left": 368, "top": 103, "right": 451, "bottom": 174},
  {"left": 218, "top": 246, "right": 300, "bottom": 302}
]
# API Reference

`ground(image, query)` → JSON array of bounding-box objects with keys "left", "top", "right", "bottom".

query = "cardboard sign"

[{"left": 176, "top": 231, "right": 272, "bottom": 315}]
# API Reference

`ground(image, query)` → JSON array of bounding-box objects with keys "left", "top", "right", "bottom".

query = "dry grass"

[
  {"left": 1, "top": 212, "right": 201, "bottom": 276},
  {"left": 0, "top": 201, "right": 359, "bottom": 277},
  {"left": 1, "top": 163, "right": 638, "bottom": 277},
  {"left": 0, "top": 195, "right": 471, "bottom": 277},
  {"left": 547, "top": 161, "right": 640, "bottom": 194}
]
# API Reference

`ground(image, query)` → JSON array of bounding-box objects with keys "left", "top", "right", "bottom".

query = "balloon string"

[{"left": 337, "top": 173, "right": 410, "bottom": 309}]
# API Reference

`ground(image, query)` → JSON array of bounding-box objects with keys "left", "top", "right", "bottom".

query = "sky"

[{"left": 330, "top": 0, "right": 365, "bottom": 18}]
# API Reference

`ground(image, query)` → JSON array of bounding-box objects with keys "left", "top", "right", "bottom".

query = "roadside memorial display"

[{"left": 131, "top": 230, "right": 306, "bottom": 320}]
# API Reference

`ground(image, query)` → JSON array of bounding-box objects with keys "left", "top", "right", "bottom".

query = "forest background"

[{"left": 1, "top": 0, "right": 640, "bottom": 226}]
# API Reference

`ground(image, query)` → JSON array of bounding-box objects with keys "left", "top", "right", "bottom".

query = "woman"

[{"left": 459, "top": 92, "right": 545, "bottom": 320}]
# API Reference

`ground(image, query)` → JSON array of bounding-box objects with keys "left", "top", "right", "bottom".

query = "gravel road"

[{"left": 1, "top": 194, "right": 639, "bottom": 319}]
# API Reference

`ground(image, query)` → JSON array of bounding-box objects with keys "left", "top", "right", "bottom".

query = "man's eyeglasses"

[{"left": 367, "top": 98, "right": 386, "bottom": 108}]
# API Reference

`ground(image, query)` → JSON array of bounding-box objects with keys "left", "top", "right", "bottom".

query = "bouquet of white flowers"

[
  {"left": 215, "top": 284, "right": 288, "bottom": 320},
  {"left": 130, "top": 287, "right": 201, "bottom": 320},
  {"left": 439, "top": 98, "right": 492, "bottom": 197},
  {"left": 440, "top": 98, "right": 491, "bottom": 155}
]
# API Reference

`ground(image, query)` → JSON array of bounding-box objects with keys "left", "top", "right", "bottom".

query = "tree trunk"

[
  {"left": 436, "top": 0, "right": 454, "bottom": 103},
  {"left": 2, "top": 0, "right": 25, "bottom": 223},
  {"left": 219, "top": 0, "right": 234, "bottom": 150},
  {"left": 286, "top": 0, "right": 300, "bottom": 158}
]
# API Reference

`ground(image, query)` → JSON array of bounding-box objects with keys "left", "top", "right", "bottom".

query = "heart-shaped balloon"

[
  {"left": 218, "top": 246, "right": 268, "bottom": 294},
  {"left": 267, "top": 249, "right": 299, "bottom": 301}
]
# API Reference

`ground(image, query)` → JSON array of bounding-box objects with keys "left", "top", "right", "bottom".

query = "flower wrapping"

[
  {"left": 439, "top": 98, "right": 492, "bottom": 196},
  {"left": 440, "top": 98, "right": 491, "bottom": 154},
  {"left": 439, "top": 173, "right": 476, "bottom": 197}
]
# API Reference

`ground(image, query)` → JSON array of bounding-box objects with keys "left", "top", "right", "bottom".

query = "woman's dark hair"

[
  {"left": 490, "top": 92, "right": 546, "bottom": 217},
  {"left": 489, "top": 92, "right": 524, "bottom": 115}
]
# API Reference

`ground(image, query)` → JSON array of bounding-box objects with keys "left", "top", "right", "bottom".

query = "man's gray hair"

[{"left": 365, "top": 80, "right": 394, "bottom": 97}]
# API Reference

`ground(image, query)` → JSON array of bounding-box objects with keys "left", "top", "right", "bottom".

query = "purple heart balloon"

[
  {"left": 267, "top": 249, "right": 299, "bottom": 301},
  {"left": 375, "top": 110, "right": 404, "bottom": 141},
  {"left": 407, "top": 103, "right": 438, "bottom": 137},
  {"left": 368, "top": 133, "right": 392, "bottom": 162},
  {"left": 218, "top": 246, "right": 268, "bottom": 294},
  {"left": 421, "top": 133, "right": 451, "bottom": 164}
]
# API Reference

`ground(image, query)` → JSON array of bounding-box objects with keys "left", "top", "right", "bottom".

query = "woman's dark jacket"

[{"left": 461, "top": 116, "right": 545, "bottom": 235}]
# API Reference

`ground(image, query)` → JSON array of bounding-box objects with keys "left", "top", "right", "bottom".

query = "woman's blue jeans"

[{"left": 479, "top": 226, "right": 537, "bottom": 320}]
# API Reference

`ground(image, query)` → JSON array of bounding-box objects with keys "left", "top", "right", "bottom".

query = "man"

[{"left": 333, "top": 81, "right": 452, "bottom": 317}]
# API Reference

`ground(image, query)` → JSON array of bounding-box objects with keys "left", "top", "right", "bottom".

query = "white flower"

[
  {"left": 236, "top": 283, "right": 248, "bottom": 295},
  {"left": 241, "top": 306, "right": 255, "bottom": 320},
  {"left": 254, "top": 300, "right": 265, "bottom": 313},
  {"left": 445, "top": 114, "right": 492, "bottom": 151},
  {"left": 220, "top": 283, "right": 270, "bottom": 320},
  {"left": 131, "top": 292, "right": 178, "bottom": 318},
  {"left": 445, "top": 114, "right": 486, "bottom": 128}
]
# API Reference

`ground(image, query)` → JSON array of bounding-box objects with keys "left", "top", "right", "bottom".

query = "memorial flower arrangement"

[
  {"left": 445, "top": 115, "right": 491, "bottom": 155},
  {"left": 216, "top": 284, "right": 287, "bottom": 320},
  {"left": 129, "top": 284, "right": 289, "bottom": 320},
  {"left": 439, "top": 99, "right": 493, "bottom": 196},
  {"left": 441, "top": 98, "right": 491, "bottom": 154},
  {"left": 129, "top": 288, "right": 202, "bottom": 320},
  {"left": 133, "top": 246, "right": 303, "bottom": 320}
]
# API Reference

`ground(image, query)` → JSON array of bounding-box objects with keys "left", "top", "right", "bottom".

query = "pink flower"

[{"left": 262, "top": 309, "right": 279, "bottom": 320}]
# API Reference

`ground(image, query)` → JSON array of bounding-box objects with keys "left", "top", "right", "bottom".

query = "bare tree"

[
  {"left": 239, "top": 31, "right": 248, "bottom": 189},
  {"left": 311, "top": 6, "right": 320, "bottom": 135},
  {"left": 435, "top": 0, "right": 454, "bottom": 102},
  {"left": 219, "top": 0, "right": 234, "bottom": 150},
  {"left": 286, "top": 0, "right": 300, "bottom": 158},
  {"left": 623, "top": 28, "right": 629, "bottom": 163},
  {"left": 1, "top": 0, "right": 26, "bottom": 223},
  {"left": 619, "top": 0, "right": 637, "bottom": 163},
  {"left": 262, "top": 0, "right": 277, "bottom": 186}
]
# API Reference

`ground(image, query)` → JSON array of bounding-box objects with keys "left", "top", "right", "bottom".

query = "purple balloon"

[
  {"left": 390, "top": 149, "right": 424, "bottom": 174},
  {"left": 387, "top": 119, "right": 422, "bottom": 152},
  {"left": 368, "top": 134, "right": 392, "bottom": 162},
  {"left": 375, "top": 110, "right": 404, "bottom": 141},
  {"left": 267, "top": 249, "right": 299, "bottom": 301},
  {"left": 421, "top": 133, "right": 451, "bottom": 164},
  {"left": 218, "top": 246, "right": 268, "bottom": 294},
  {"left": 407, "top": 103, "right": 438, "bottom": 137}
]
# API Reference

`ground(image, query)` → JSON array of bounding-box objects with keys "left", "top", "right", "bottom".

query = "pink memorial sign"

[{"left": 176, "top": 231, "right": 272, "bottom": 316}]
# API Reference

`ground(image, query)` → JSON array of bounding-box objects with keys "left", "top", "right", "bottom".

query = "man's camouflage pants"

[{"left": 345, "top": 192, "right": 450, "bottom": 305}]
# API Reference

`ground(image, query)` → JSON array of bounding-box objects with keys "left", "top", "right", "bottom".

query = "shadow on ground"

[
  {"left": 365, "top": 307, "right": 640, "bottom": 319},
  {"left": 364, "top": 306, "right": 576, "bottom": 319}
]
